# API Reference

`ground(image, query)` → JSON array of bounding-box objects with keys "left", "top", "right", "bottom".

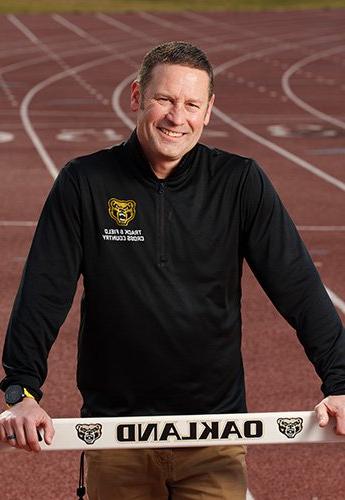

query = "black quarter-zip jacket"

[{"left": 2, "top": 131, "right": 345, "bottom": 417}]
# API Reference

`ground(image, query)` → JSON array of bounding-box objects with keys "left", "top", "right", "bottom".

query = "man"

[{"left": 1, "top": 41, "right": 345, "bottom": 499}]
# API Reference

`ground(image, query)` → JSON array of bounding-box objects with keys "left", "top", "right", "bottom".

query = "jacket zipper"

[{"left": 157, "top": 182, "right": 167, "bottom": 267}]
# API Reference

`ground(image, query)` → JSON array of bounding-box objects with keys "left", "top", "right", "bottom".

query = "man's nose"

[{"left": 166, "top": 104, "right": 185, "bottom": 125}]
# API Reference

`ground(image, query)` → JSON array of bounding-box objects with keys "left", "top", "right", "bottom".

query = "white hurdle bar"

[{"left": 1, "top": 411, "right": 344, "bottom": 451}]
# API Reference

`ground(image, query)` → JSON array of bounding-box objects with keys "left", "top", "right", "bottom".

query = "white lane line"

[
  {"left": 50, "top": 15, "right": 151, "bottom": 69},
  {"left": 212, "top": 107, "right": 345, "bottom": 193},
  {"left": 7, "top": 14, "right": 40, "bottom": 45},
  {"left": 112, "top": 71, "right": 136, "bottom": 130},
  {"left": 0, "top": 44, "right": 40, "bottom": 58},
  {"left": 52, "top": 13, "right": 127, "bottom": 56},
  {"left": 52, "top": 14, "right": 93, "bottom": 40},
  {"left": 185, "top": 9, "right": 345, "bottom": 102},
  {"left": 138, "top": 12, "right": 247, "bottom": 49},
  {"left": 29, "top": 110, "right": 119, "bottom": 118},
  {"left": 191, "top": 10, "right": 345, "bottom": 75},
  {"left": 96, "top": 13, "right": 156, "bottom": 43},
  {"left": 282, "top": 45, "right": 345, "bottom": 130},
  {"left": 183, "top": 10, "right": 345, "bottom": 52},
  {"left": 51, "top": 15, "right": 136, "bottom": 106},
  {"left": 19, "top": 46, "right": 146, "bottom": 180},
  {"left": 0, "top": 37, "right": 97, "bottom": 66},
  {"left": 209, "top": 50, "right": 345, "bottom": 192},
  {"left": 0, "top": 39, "right": 141, "bottom": 85},
  {"left": 21, "top": 88, "right": 59, "bottom": 179},
  {"left": 144, "top": 9, "right": 314, "bottom": 51},
  {"left": 183, "top": 10, "right": 282, "bottom": 43},
  {"left": 0, "top": 19, "right": 98, "bottom": 55},
  {"left": 297, "top": 226, "right": 345, "bottom": 231},
  {"left": 7, "top": 13, "right": 148, "bottom": 179},
  {"left": 326, "top": 288, "right": 345, "bottom": 315},
  {"left": 9, "top": 14, "right": 78, "bottom": 178},
  {"left": 51, "top": 14, "right": 112, "bottom": 54},
  {"left": 98, "top": 12, "right": 244, "bottom": 51},
  {"left": 138, "top": 11, "right": 193, "bottom": 35},
  {"left": 0, "top": 221, "right": 37, "bottom": 226},
  {"left": 0, "top": 52, "right": 91, "bottom": 107}
]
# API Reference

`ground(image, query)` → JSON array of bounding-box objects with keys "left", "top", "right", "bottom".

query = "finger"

[
  {"left": 11, "top": 422, "right": 27, "bottom": 449},
  {"left": 0, "top": 424, "right": 7, "bottom": 442},
  {"left": 42, "top": 416, "right": 55, "bottom": 445},
  {"left": 334, "top": 412, "right": 345, "bottom": 436},
  {"left": 314, "top": 402, "right": 329, "bottom": 427},
  {"left": 23, "top": 421, "right": 41, "bottom": 452},
  {"left": 3, "top": 426, "right": 17, "bottom": 447}
]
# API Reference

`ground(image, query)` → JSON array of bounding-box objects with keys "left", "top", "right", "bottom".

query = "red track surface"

[{"left": 0, "top": 9, "right": 344, "bottom": 500}]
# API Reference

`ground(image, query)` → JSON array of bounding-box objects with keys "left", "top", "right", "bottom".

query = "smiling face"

[{"left": 130, "top": 63, "right": 214, "bottom": 177}]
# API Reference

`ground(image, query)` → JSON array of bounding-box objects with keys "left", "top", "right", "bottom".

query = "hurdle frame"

[{"left": 1, "top": 411, "right": 344, "bottom": 451}]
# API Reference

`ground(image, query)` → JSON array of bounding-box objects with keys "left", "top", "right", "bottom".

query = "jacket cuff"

[{"left": 0, "top": 377, "right": 43, "bottom": 401}]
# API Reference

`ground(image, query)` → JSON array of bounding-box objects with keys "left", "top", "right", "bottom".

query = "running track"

[{"left": 0, "top": 9, "right": 344, "bottom": 499}]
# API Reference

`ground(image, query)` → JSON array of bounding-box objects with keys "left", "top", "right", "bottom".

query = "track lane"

[
  {"left": 6, "top": 14, "right": 153, "bottom": 178},
  {"left": 281, "top": 45, "right": 345, "bottom": 130}
]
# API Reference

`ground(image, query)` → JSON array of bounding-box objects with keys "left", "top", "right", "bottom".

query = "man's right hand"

[{"left": 0, "top": 398, "right": 54, "bottom": 452}]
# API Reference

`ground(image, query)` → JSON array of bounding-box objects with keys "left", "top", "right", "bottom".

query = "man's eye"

[
  {"left": 187, "top": 103, "right": 200, "bottom": 109},
  {"left": 158, "top": 97, "right": 169, "bottom": 102}
]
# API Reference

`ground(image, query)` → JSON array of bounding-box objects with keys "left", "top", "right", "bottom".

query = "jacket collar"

[{"left": 123, "top": 129, "right": 198, "bottom": 188}]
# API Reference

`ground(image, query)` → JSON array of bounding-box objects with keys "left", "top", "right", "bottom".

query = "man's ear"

[
  {"left": 203, "top": 94, "right": 215, "bottom": 126},
  {"left": 130, "top": 80, "right": 141, "bottom": 112}
]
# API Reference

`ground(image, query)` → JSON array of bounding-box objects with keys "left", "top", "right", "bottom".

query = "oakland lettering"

[{"left": 115, "top": 420, "right": 263, "bottom": 442}]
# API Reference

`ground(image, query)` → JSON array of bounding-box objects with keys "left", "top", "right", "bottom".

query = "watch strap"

[{"left": 23, "top": 387, "right": 35, "bottom": 400}]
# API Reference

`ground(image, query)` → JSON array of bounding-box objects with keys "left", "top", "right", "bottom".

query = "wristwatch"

[{"left": 5, "top": 384, "right": 36, "bottom": 407}]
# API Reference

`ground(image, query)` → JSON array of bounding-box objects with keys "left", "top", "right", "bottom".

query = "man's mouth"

[{"left": 158, "top": 127, "right": 185, "bottom": 138}]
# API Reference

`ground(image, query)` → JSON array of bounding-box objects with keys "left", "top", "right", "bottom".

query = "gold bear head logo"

[{"left": 108, "top": 198, "right": 136, "bottom": 226}]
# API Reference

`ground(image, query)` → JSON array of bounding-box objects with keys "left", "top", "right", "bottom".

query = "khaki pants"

[{"left": 86, "top": 445, "right": 247, "bottom": 499}]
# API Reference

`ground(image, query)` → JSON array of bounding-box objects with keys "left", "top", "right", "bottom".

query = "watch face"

[{"left": 5, "top": 384, "right": 24, "bottom": 405}]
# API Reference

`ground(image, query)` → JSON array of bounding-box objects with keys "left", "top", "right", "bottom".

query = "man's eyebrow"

[
  {"left": 154, "top": 93, "right": 203, "bottom": 103},
  {"left": 154, "top": 92, "right": 171, "bottom": 98}
]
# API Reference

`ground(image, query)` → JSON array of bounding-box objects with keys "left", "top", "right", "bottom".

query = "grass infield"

[{"left": 1, "top": 0, "right": 345, "bottom": 14}]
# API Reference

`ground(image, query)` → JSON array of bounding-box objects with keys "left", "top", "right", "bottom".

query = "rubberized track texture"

[{"left": 0, "top": 8, "right": 344, "bottom": 500}]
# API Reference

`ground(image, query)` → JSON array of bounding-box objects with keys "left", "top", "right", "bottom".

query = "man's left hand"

[{"left": 314, "top": 395, "right": 345, "bottom": 435}]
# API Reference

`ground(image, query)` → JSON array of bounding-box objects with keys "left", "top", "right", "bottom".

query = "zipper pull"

[{"left": 157, "top": 182, "right": 165, "bottom": 194}]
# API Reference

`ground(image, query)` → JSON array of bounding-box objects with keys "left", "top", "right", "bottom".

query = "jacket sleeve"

[
  {"left": 0, "top": 166, "right": 82, "bottom": 400},
  {"left": 241, "top": 160, "right": 345, "bottom": 396}
]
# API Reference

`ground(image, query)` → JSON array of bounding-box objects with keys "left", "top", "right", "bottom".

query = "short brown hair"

[{"left": 137, "top": 41, "right": 214, "bottom": 100}]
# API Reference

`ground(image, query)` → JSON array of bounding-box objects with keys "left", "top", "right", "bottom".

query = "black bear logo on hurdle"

[
  {"left": 277, "top": 418, "right": 303, "bottom": 438},
  {"left": 76, "top": 423, "right": 103, "bottom": 445}
]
